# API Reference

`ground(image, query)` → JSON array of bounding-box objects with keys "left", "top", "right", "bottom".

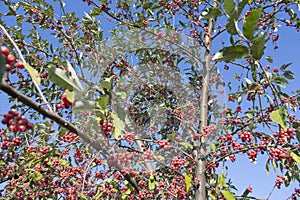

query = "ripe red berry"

[
  {"left": 273, "top": 67, "right": 278, "bottom": 72},
  {"left": 0, "top": 46, "right": 10, "bottom": 57},
  {"left": 16, "top": 62, "right": 24, "bottom": 69},
  {"left": 6, "top": 54, "right": 16, "bottom": 65}
]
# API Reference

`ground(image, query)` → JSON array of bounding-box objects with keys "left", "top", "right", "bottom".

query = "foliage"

[{"left": 0, "top": 0, "right": 300, "bottom": 199}]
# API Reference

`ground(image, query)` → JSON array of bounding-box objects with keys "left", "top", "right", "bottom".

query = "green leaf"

[
  {"left": 250, "top": 34, "right": 266, "bottom": 60},
  {"left": 289, "top": 151, "right": 300, "bottom": 164},
  {"left": 66, "top": 90, "right": 75, "bottom": 103},
  {"left": 66, "top": 60, "right": 83, "bottom": 90},
  {"left": 221, "top": 190, "right": 236, "bottom": 200},
  {"left": 218, "top": 173, "right": 226, "bottom": 189},
  {"left": 97, "top": 95, "right": 109, "bottom": 110},
  {"left": 73, "top": 101, "right": 96, "bottom": 112},
  {"left": 226, "top": 17, "right": 238, "bottom": 35},
  {"left": 60, "top": 159, "right": 68, "bottom": 167},
  {"left": 90, "top": 7, "right": 102, "bottom": 16},
  {"left": 184, "top": 171, "right": 192, "bottom": 193},
  {"left": 283, "top": 70, "right": 295, "bottom": 80},
  {"left": 78, "top": 193, "right": 88, "bottom": 200},
  {"left": 111, "top": 112, "right": 125, "bottom": 138},
  {"left": 121, "top": 188, "right": 132, "bottom": 199},
  {"left": 33, "top": 172, "right": 43, "bottom": 181},
  {"left": 179, "top": 142, "right": 193, "bottom": 149},
  {"left": 270, "top": 108, "right": 287, "bottom": 130},
  {"left": 243, "top": 7, "right": 263, "bottom": 40},
  {"left": 48, "top": 66, "right": 82, "bottom": 91},
  {"left": 24, "top": 63, "right": 41, "bottom": 85},
  {"left": 201, "top": 8, "right": 222, "bottom": 20},
  {"left": 280, "top": 63, "right": 292, "bottom": 70},
  {"left": 148, "top": 175, "right": 156, "bottom": 190},
  {"left": 224, "top": 0, "right": 235, "bottom": 15},
  {"left": 213, "top": 45, "right": 248, "bottom": 62},
  {"left": 0, "top": 53, "right": 5, "bottom": 85},
  {"left": 265, "top": 160, "right": 270, "bottom": 175},
  {"left": 100, "top": 77, "right": 113, "bottom": 90},
  {"left": 236, "top": 0, "right": 248, "bottom": 19},
  {"left": 265, "top": 56, "right": 273, "bottom": 63}
]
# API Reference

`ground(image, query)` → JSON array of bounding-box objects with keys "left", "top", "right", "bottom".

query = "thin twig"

[{"left": 0, "top": 24, "right": 53, "bottom": 112}]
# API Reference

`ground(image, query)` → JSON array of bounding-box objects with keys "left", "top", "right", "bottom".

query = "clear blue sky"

[{"left": 0, "top": 1, "right": 299, "bottom": 199}]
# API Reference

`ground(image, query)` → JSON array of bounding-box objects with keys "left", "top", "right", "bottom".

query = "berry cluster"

[
  {"left": 1, "top": 109, "right": 33, "bottom": 133},
  {"left": 61, "top": 132, "right": 78, "bottom": 143},
  {"left": 98, "top": 121, "right": 113, "bottom": 136},
  {"left": 275, "top": 175, "right": 286, "bottom": 189},
  {"left": 57, "top": 90, "right": 73, "bottom": 109},
  {"left": 157, "top": 139, "right": 169, "bottom": 148},
  {"left": 170, "top": 156, "right": 186, "bottom": 170},
  {"left": 0, "top": 46, "right": 24, "bottom": 74},
  {"left": 238, "top": 131, "right": 253, "bottom": 143}
]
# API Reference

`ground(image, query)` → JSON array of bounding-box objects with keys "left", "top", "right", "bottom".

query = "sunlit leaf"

[
  {"left": 111, "top": 112, "right": 125, "bottom": 138},
  {"left": 148, "top": 175, "right": 156, "bottom": 190},
  {"left": 48, "top": 65, "right": 82, "bottom": 91},
  {"left": 221, "top": 190, "right": 236, "bottom": 200},
  {"left": 270, "top": 107, "right": 287, "bottom": 130},
  {"left": 33, "top": 172, "right": 43, "bottom": 181},
  {"left": 250, "top": 34, "right": 266, "bottom": 60},
  {"left": 66, "top": 60, "right": 83, "bottom": 90},
  {"left": 289, "top": 151, "right": 300, "bottom": 164},
  {"left": 184, "top": 171, "right": 192, "bottom": 193},
  {"left": 24, "top": 63, "right": 41, "bottom": 85}
]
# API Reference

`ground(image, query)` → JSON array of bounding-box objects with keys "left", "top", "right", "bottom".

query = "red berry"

[
  {"left": 0, "top": 46, "right": 10, "bottom": 57},
  {"left": 273, "top": 67, "right": 278, "bottom": 72},
  {"left": 6, "top": 54, "right": 16, "bottom": 65},
  {"left": 16, "top": 62, "right": 24, "bottom": 69}
]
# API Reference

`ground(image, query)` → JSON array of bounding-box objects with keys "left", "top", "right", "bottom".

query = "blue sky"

[{"left": 1, "top": 1, "right": 300, "bottom": 199}]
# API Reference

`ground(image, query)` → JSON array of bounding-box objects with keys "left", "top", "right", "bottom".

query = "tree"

[{"left": 0, "top": 0, "right": 299, "bottom": 199}]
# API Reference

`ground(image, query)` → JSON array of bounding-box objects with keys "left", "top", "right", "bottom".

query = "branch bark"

[{"left": 194, "top": 1, "right": 218, "bottom": 199}]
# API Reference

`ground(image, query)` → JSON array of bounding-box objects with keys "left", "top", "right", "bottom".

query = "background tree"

[{"left": 0, "top": 0, "right": 300, "bottom": 199}]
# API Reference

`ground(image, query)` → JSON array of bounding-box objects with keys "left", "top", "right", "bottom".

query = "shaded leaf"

[
  {"left": 236, "top": 0, "right": 248, "bottom": 19},
  {"left": 243, "top": 7, "right": 263, "bottom": 40},
  {"left": 201, "top": 8, "right": 222, "bottom": 20},
  {"left": 280, "top": 63, "right": 292, "bottom": 70},
  {"left": 265, "top": 56, "right": 273, "bottom": 63},
  {"left": 250, "top": 34, "right": 266, "bottom": 60},
  {"left": 226, "top": 17, "right": 238, "bottom": 35},
  {"left": 224, "top": 0, "right": 235, "bottom": 15},
  {"left": 283, "top": 70, "right": 295, "bottom": 80},
  {"left": 213, "top": 45, "right": 248, "bottom": 62}
]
